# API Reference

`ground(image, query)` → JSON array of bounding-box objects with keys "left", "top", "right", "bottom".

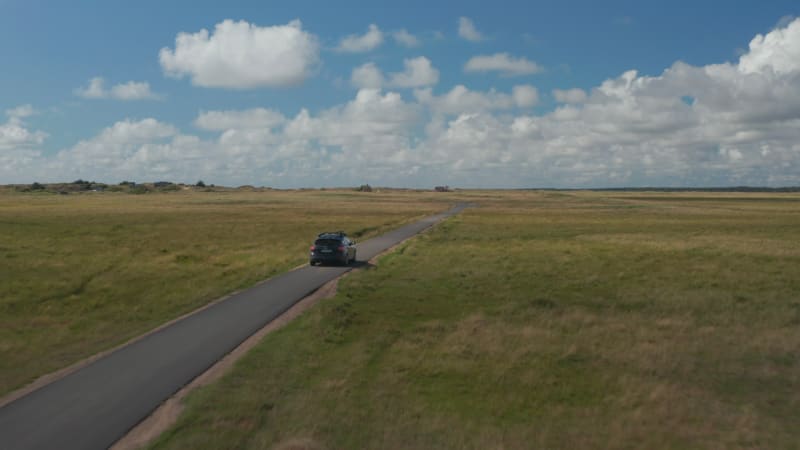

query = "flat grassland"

[
  {"left": 0, "top": 189, "right": 451, "bottom": 396},
  {"left": 147, "top": 191, "right": 800, "bottom": 449}
]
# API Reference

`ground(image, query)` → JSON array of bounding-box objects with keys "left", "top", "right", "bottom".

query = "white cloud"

[
  {"left": 458, "top": 17, "right": 484, "bottom": 42},
  {"left": 11, "top": 18, "right": 800, "bottom": 188},
  {"left": 286, "top": 89, "right": 418, "bottom": 142},
  {"left": 44, "top": 90, "right": 420, "bottom": 186},
  {"left": 464, "top": 53, "right": 543, "bottom": 76},
  {"left": 1, "top": 107, "right": 46, "bottom": 151},
  {"left": 351, "top": 62, "right": 384, "bottom": 89},
  {"left": 195, "top": 108, "right": 286, "bottom": 131},
  {"left": 160, "top": 19, "right": 319, "bottom": 88},
  {"left": 388, "top": 56, "right": 439, "bottom": 88},
  {"left": 392, "top": 29, "right": 420, "bottom": 47},
  {"left": 50, "top": 118, "right": 195, "bottom": 181},
  {"left": 0, "top": 147, "right": 44, "bottom": 182},
  {"left": 415, "top": 84, "right": 535, "bottom": 115},
  {"left": 512, "top": 85, "right": 539, "bottom": 107},
  {"left": 336, "top": 24, "right": 384, "bottom": 53},
  {"left": 110, "top": 81, "right": 161, "bottom": 100},
  {"left": 351, "top": 58, "right": 439, "bottom": 89},
  {"left": 412, "top": 19, "right": 800, "bottom": 186},
  {"left": 75, "top": 77, "right": 106, "bottom": 99},
  {"left": 423, "top": 113, "right": 511, "bottom": 173},
  {"left": 738, "top": 17, "right": 800, "bottom": 75},
  {"left": 6, "top": 104, "right": 37, "bottom": 119},
  {"left": 1, "top": 105, "right": 46, "bottom": 182},
  {"left": 82, "top": 119, "right": 176, "bottom": 145},
  {"left": 282, "top": 89, "right": 421, "bottom": 182},
  {"left": 75, "top": 77, "right": 161, "bottom": 100},
  {"left": 8, "top": 88, "right": 423, "bottom": 186},
  {"left": 553, "top": 88, "right": 588, "bottom": 103}
]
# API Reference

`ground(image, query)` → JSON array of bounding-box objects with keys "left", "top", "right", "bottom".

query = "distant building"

[{"left": 434, "top": 185, "right": 450, "bottom": 192}]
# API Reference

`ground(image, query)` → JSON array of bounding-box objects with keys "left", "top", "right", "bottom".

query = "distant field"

[
  {"left": 0, "top": 189, "right": 452, "bottom": 395},
  {"left": 148, "top": 191, "right": 800, "bottom": 449}
]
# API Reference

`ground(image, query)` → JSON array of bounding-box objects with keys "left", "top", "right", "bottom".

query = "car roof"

[{"left": 316, "top": 231, "right": 347, "bottom": 240}]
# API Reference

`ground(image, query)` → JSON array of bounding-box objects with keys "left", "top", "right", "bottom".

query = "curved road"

[{"left": 0, "top": 204, "right": 467, "bottom": 450}]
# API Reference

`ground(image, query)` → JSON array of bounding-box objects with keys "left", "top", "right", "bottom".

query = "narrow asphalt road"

[{"left": 0, "top": 204, "right": 467, "bottom": 450}]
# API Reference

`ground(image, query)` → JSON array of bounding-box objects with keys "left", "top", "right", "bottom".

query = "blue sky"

[{"left": 1, "top": 0, "right": 799, "bottom": 187}]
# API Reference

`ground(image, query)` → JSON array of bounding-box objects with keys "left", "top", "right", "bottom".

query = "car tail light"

[
  {"left": 310, "top": 245, "right": 316, "bottom": 251},
  {"left": 338, "top": 245, "right": 345, "bottom": 252}
]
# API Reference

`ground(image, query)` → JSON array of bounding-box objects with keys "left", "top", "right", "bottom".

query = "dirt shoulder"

[
  {"left": 110, "top": 276, "right": 342, "bottom": 450},
  {"left": 111, "top": 237, "right": 416, "bottom": 450}
]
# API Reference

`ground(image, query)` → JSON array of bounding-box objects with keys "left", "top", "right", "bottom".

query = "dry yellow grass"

[
  {"left": 0, "top": 189, "right": 452, "bottom": 395},
  {"left": 148, "top": 190, "right": 800, "bottom": 449}
]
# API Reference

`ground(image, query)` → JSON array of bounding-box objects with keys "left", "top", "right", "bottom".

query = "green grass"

[
  {"left": 149, "top": 191, "right": 800, "bottom": 449},
  {"left": 0, "top": 189, "right": 452, "bottom": 395}
]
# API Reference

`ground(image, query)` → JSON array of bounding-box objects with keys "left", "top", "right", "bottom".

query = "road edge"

[
  {"left": 110, "top": 212, "right": 457, "bottom": 450},
  {"left": 0, "top": 210, "right": 440, "bottom": 410}
]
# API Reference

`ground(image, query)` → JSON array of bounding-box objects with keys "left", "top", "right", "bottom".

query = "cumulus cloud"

[
  {"left": 50, "top": 118, "right": 201, "bottom": 181},
  {"left": 509, "top": 35, "right": 800, "bottom": 186},
  {"left": 75, "top": 77, "right": 106, "bottom": 99},
  {"left": 465, "top": 53, "right": 542, "bottom": 76},
  {"left": 111, "top": 81, "right": 161, "bottom": 100},
  {"left": 74, "top": 119, "right": 176, "bottom": 147},
  {"left": 281, "top": 88, "right": 421, "bottom": 182},
  {"left": 286, "top": 89, "right": 418, "bottom": 142},
  {"left": 336, "top": 24, "right": 384, "bottom": 53},
  {"left": 415, "top": 84, "right": 537, "bottom": 115},
  {"left": 74, "top": 77, "right": 161, "bottom": 100},
  {"left": 417, "top": 18, "right": 800, "bottom": 186},
  {"left": 50, "top": 90, "right": 420, "bottom": 185},
  {"left": 1, "top": 105, "right": 46, "bottom": 151},
  {"left": 351, "top": 62, "right": 384, "bottom": 89},
  {"left": 738, "top": 17, "right": 800, "bottom": 75},
  {"left": 553, "top": 88, "right": 588, "bottom": 103},
  {"left": 195, "top": 108, "right": 286, "bottom": 131},
  {"left": 12, "top": 17, "right": 800, "bottom": 188},
  {"left": 1, "top": 105, "right": 46, "bottom": 181},
  {"left": 512, "top": 85, "right": 539, "bottom": 107},
  {"left": 160, "top": 19, "right": 319, "bottom": 88},
  {"left": 351, "top": 58, "right": 439, "bottom": 89},
  {"left": 458, "top": 17, "right": 484, "bottom": 42},
  {"left": 392, "top": 29, "right": 420, "bottom": 47},
  {"left": 388, "top": 56, "right": 439, "bottom": 88}
]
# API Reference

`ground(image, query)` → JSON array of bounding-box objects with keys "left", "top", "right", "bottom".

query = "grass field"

[
  {"left": 146, "top": 191, "right": 800, "bottom": 449},
  {"left": 0, "top": 189, "right": 451, "bottom": 396}
]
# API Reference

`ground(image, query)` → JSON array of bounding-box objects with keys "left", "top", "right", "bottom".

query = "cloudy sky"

[{"left": 2, "top": 0, "right": 799, "bottom": 188}]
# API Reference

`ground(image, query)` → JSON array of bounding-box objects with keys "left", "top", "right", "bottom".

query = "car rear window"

[{"left": 315, "top": 239, "right": 341, "bottom": 246}]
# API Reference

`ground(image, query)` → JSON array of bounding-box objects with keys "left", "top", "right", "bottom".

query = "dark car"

[{"left": 309, "top": 231, "right": 357, "bottom": 266}]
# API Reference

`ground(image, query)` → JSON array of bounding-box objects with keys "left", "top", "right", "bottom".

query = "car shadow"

[
  {"left": 349, "top": 260, "right": 375, "bottom": 270},
  {"left": 311, "top": 260, "right": 375, "bottom": 270}
]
